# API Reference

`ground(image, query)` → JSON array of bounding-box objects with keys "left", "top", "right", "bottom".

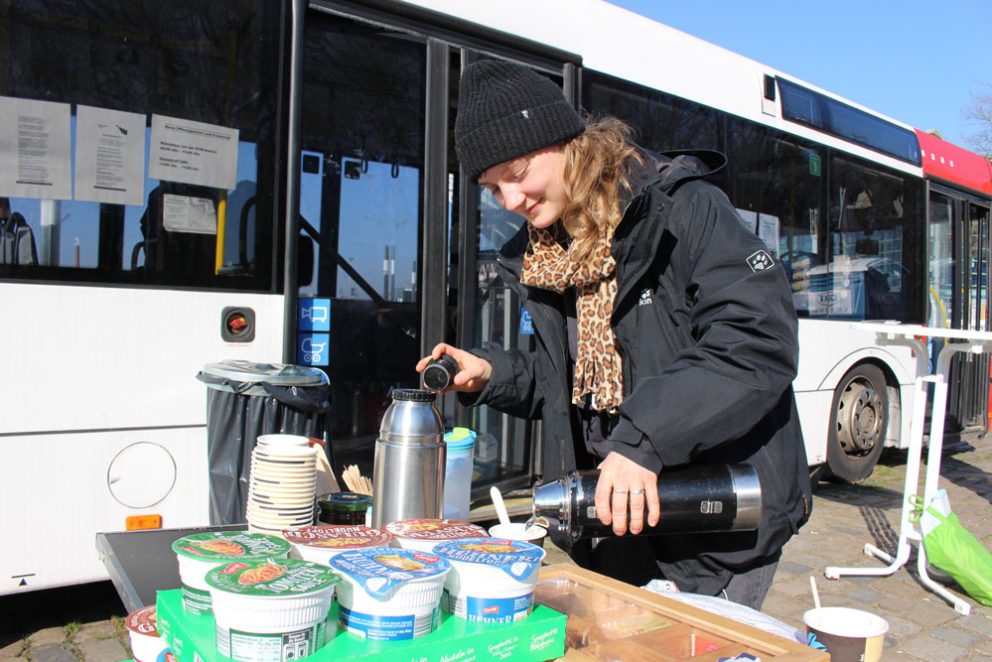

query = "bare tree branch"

[{"left": 963, "top": 82, "right": 992, "bottom": 158}]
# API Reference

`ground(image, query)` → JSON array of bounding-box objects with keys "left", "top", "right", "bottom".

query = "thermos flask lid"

[
  {"left": 390, "top": 388, "right": 436, "bottom": 402},
  {"left": 423, "top": 355, "right": 458, "bottom": 392}
]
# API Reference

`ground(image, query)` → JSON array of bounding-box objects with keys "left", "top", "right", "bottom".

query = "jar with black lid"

[{"left": 317, "top": 492, "right": 372, "bottom": 526}]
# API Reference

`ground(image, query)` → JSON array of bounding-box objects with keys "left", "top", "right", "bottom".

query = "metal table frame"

[{"left": 824, "top": 322, "right": 992, "bottom": 615}]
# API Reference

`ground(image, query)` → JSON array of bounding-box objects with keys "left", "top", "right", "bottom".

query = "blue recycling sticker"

[{"left": 433, "top": 538, "right": 544, "bottom": 581}]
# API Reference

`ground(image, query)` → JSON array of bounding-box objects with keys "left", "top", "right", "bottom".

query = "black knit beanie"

[{"left": 455, "top": 60, "right": 585, "bottom": 181}]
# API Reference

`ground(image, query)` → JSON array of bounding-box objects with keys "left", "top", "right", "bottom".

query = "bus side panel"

[
  {"left": 1, "top": 284, "right": 285, "bottom": 434},
  {"left": 0, "top": 427, "right": 208, "bottom": 595},
  {"left": 793, "top": 319, "right": 919, "bottom": 464},
  {"left": 795, "top": 389, "right": 832, "bottom": 466}
]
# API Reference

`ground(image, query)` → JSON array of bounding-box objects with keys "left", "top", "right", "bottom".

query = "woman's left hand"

[{"left": 594, "top": 451, "right": 661, "bottom": 536}]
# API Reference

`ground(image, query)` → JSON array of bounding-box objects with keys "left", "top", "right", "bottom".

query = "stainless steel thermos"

[
  {"left": 531, "top": 464, "right": 762, "bottom": 540},
  {"left": 371, "top": 388, "right": 446, "bottom": 527}
]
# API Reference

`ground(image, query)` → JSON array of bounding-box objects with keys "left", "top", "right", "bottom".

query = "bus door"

[
  {"left": 451, "top": 52, "right": 581, "bottom": 498},
  {"left": 294, "top": 3, "right": 579, "bottom": 496},
  {"left": 295, "top": 7, "right": 428, "bottom": 474},
  {"left": 928, "top": 185, "right": 991, "bottom": 432}
]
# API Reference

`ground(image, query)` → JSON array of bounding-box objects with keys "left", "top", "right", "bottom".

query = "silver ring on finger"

[{"left": 631, "top": 488, "right": 645, "bottom": 496}]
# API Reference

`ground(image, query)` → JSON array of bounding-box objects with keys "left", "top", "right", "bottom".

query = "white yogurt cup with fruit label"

[
  {"left": 434, "top": 537, "right": 546, "bottom": 624},
  {"left": 328, "top": 548, "right": 450, "bottom": 641},
  {"left": 206, "top": 558, "right": 338, "bottom": 662},
  {"left": 385, "top": 518, "right": 487, "bottom": 553},
  {"left": 283, "top": 525, "right": 393, "bottom": 564},
  {"left": 124, "top": 605, "right": 167, "bottom": 662},
  {"left": 171, "top": 531, "right": 292, "bottom": 615}
]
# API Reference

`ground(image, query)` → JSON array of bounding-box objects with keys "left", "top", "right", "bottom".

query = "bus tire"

[{"left": 826, "top": 364, "right": 888, "bottom": 483}]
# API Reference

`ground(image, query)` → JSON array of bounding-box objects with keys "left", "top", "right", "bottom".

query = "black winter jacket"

[{"left": 462, "top": 151, "right": 812, "bottom": 594}]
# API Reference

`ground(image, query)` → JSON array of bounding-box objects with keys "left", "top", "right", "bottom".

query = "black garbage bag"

[{"left": 197, "top": 361, "right": 331, "bottom": 525}]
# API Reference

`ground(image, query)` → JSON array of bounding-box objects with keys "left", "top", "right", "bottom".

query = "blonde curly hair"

[{"left": 560, "top": 117, "right": 644, "bottom": 262}]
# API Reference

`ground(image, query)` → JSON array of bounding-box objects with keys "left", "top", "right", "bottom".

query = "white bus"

[{"left": 2, "top": 0, "right": 990, "bottom": 594}]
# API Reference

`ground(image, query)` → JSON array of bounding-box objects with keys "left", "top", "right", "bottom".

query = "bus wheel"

[{"left": 826, "top": 364, "right": 888, "bottom": 483}]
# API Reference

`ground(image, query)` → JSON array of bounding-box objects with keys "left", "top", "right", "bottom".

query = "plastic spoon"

[
  {"left": 490, "top": 485, "right": 511, "bottom": 527},
  {"left": 809, "top": 575, "right": 822, "bottom": 610}
]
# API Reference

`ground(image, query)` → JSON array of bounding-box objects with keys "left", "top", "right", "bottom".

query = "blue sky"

[{"left": 612, "top": 0, "right": 991, "bottom": 151}]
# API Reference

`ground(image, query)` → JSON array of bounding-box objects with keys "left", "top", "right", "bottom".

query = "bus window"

[
  {"left": 725, "top": 120, "right": 825, "bottom": 317},
  {"left": 0, "top": 0, "right": 278, "bottom": 291},
  {"left": 582, "top": 69, "right": 722, "bottom": 153},
  {"left": 298, "top": 10, "right": 426, "bottom": 455},
  {"left": 820, "top": 156, "right": 925, "bottom": 322}
]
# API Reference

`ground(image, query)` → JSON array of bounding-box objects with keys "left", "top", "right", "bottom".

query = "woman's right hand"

[{"left": 416, "top": 343, "right": 493, "bottom": 393}]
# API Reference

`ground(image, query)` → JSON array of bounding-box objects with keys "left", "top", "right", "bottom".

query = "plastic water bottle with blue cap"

[{"left": 443, "top": 427, "right": 476, "bottom": 520}]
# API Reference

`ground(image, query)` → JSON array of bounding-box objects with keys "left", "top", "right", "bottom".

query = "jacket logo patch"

[
  {"left": 638, "top": 289, "right": 653, "bottom": 306},
  {"left": 746, "top": 250, "right": 774, "bottom": 272}
]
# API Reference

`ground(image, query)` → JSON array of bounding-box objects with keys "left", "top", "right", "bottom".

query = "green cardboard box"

[{"left": 156, "top": 588, "right": 566, "bottom": 662}]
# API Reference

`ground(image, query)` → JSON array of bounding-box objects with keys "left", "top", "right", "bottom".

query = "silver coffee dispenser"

[
  {"left": 531, "top": 463, "right": 762, "bottom": 541},
  {"left": 371, "top": 388, "right": 445, "bottom": 528}
]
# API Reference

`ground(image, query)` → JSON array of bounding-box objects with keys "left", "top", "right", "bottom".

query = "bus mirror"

[{"left": 298, "top": 234, "right": 314, "bottom": 287}]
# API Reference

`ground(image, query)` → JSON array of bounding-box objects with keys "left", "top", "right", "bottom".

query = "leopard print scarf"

[{"left": 519, "top": 224, "right": 623, "bottom": 412}]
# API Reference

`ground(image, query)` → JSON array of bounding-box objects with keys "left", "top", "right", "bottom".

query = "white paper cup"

[
  {"left": 488, "top": 523, "right": 548, "bottom": 548},
  {"left": 803, "top": 607, "right": 888, "bottom": 662},
  {"left": 256, "top": 434, "right": 311, "bottom": 447}
]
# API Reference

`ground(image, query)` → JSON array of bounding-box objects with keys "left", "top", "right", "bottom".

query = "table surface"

[{"left": 96, "top": 524, "right": 243, "bottom": 613}]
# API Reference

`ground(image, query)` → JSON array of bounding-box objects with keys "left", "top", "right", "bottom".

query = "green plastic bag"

[{"left": 920, "top": 490, "right": 992, "bottom": 607}]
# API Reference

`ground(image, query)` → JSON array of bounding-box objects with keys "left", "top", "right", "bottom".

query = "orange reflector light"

[{"left": 126, "top": 514, "right": 163, "bottom": 531}]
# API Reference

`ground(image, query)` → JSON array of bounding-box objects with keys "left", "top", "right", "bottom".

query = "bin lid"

[{"left": 201, "top": 360, "right": 326, "bottom": 386}]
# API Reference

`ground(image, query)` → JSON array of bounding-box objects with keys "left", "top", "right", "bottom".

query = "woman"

[{"left": 418, "top": 60, "right": 811, "bottom": 609}]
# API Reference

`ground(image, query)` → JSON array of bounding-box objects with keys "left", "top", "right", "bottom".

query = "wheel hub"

[{"left": 838, "top": 381, "right": 883, "bottom": 453}]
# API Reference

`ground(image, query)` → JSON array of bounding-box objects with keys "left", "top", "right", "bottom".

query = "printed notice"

[
  {"left": 0, "top": 96, "right": 72, "bottom": 199},
  {"left": 757, "top": 213, "right": 780, "bottom": 256},
  {"left": 735, "top": 208, "right": 757, "bottom": 234},
  {"left": 162, "top": 193, "right": 217, "bottom": 235},
  {"left": 149, "top": 114, "right": 238, "bottom": 190},
  {"left": 74, "top": 105, "right": 147, "bottom": 206}
]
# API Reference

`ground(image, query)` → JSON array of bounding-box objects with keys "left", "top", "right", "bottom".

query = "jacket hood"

[{"left": 650, "top": 149, "right": 727, "bottom": 195}]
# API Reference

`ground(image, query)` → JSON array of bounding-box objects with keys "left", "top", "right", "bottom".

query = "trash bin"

[{"left": 196, "top": 360, "right": 331, "bottom": 525}]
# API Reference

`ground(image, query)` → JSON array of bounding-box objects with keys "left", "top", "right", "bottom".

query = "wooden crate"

[{"left": 535, "top": 564, "right": 826, "bottom": 661}]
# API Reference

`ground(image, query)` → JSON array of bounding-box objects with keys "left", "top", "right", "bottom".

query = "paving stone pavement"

[{"left": 1, "top": 434, "right": 990, "bottom": 661}]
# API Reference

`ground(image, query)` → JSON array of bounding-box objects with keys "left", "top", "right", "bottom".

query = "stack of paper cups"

[{"left": 247, "top": 435, "right": 318, "bottom": 534}]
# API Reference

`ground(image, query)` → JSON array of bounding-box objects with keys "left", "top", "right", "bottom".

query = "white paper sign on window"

[
  {"left": 735, "top": 208, "right": 757, "bottom": 234},
  {"left": 162, "top": 193, "right": 217, "bottom": 235},
  {"left": 74, "top": 105, "right": 147, "bottom": 206},
  {"left": 0, "top": 96, "right": 72, "bottom": 199},
  {"left": 148, "top": 114, "right": 239, "bottom": 190},
  {"left": 757, "top": 213, "right": 780, "bottom": 256}
]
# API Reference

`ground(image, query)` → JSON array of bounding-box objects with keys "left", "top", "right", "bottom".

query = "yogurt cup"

[
  {"left": 124, "top": 605, "right": 167, "bottom": 662},
  {"left": 172, "top": 531, "right": 292, "bottom": 615},
  {"left": 283, "top": 525, "right": 393, "bottom": 564},
  {"left": 434, "top": 537, "right": 546, "bottom": 624},
  {"left": 329, "top": 548, "right": 450, "bottom": 641},
  {"left": 385, "top": 518, "right": 487, "bottom": 552},
  {"left": 206, "top": 558, "right": 339, "bottom": 662}
]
